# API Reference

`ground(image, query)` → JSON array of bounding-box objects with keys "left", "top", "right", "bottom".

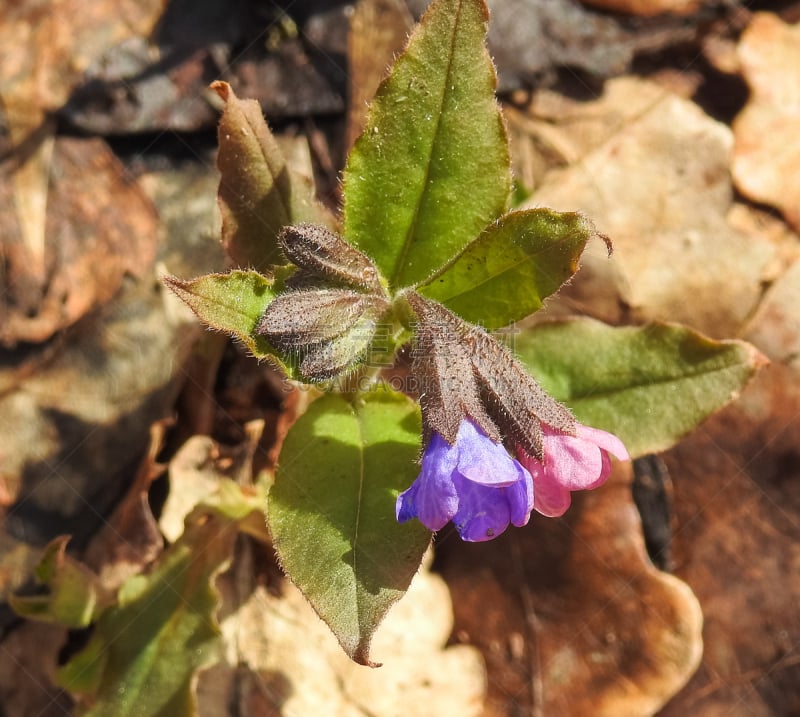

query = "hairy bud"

[
  {"left": 406, "top": 293, "right": 499, "bottom": 445},
  {"left": 256, "top": 288, "right": 389, "bottom": 381},
  {"left": 406, "top": 292, "right": 575, "bottom": 457},
  {"left": 279, "top": 224, "right": 384, "bottom": 293}
]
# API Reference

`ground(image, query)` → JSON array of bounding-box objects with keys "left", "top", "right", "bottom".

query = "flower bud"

[
  {"left": 256, "top": 288, "right": 389, "bottom": 381},
  {"left": 279, "top": 224, "right": 383, "bottom": 292}
]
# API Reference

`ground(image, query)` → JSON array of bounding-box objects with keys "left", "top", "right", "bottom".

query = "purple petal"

[
  {"left": 396, "top": 433, "right": 459, "bottom": 531},
  {"left": 451, "top": 473, "right": 512, "bottom": 542},
  {"left": 456, "top": 419, "right": 526, "bottom": 487},
  {"left": 507, "top": 464, "right": 535, "bottom": 527}
]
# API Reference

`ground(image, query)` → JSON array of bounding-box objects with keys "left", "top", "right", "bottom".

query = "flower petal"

[
  {"left": 507, "top": 464, "right": 535, "bottom": 526},
  {"left": 576, "top": 424, "right": 630, "bottom": 461},
  {"left": 396, "top": 433, "right": 459, "bottom": 531},
  {"left": 456, "top": 419, "right": 526, "bottom": 486},
  {"left": 531, "top": 461, "right": 573, "bottom": 517},
  {"left": 451, "top": 473, "right": 512, "bottom": 541},
  {"left": 542, "top": 428, "right": 605, "bottom": 491}
]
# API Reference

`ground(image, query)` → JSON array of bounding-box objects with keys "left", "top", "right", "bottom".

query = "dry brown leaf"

[
  {"left": 437, "top": 463, "right": 702, "bottom": 717},
  {"left": 0, "top": 137, "right": 159, "bottom": 345},
  {"left": 656, "top": 389, "right": 800, "bottom": 714},
  {"left": 347, "top": 0, "right": 414, "bottom": 151},
  {"left": 0, "top": 621, "right": 72, "bottom": 716},
  {"left": 0, "top": 0, "right": 163, "bottom": 131},
  {"left": 0, "top": 279, "right": 199, "bottom": 547},
  {"left": 81, "top": 421, "right": 167, "bottom": 590},
  {"left": 522, "top": 77, "right": 774, "bottom": 338},
  {"left": 578, "top": 0, "right": 702, "bottom": 17},
  {"left": 0, "top": 0, "right": 163, "bottom": 298},
  {"left": 732, "top": 13, "right": 800, "bottom": 233},
  {"left": 197, "top": 559, "right": 487, "bottom": 717}
]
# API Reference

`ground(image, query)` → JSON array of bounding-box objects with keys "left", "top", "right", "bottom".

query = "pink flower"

[{"left": 518, "top": 424, "right": 629, "bottom": 517}]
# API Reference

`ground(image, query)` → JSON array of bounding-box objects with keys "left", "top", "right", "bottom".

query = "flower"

[
  {"left": 518, "top": 423, "right": 629, "bottom": 518},
  {"left": 396, "top": 419, "right": 534, "bottom": 541}
]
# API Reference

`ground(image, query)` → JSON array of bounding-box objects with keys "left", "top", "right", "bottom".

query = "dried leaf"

[
  {"left": 525, "top": 77, "right": 775, "bottom": 338},
  {"left": 438, "top": 464, "right": 703, "bottom": 716},
  {"left": 212, "top": 81, "right": 330, "bottom": 271},
  {"left": 732, "top": 13, "right": 800, "bottom": 233},
  {"left": 197, "top": 560, "right": 487, "bottom": 717},
  {"left": 0, "top": 138, "right": 159, "bottom": 346}
]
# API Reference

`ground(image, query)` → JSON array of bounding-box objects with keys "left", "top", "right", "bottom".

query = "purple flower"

[
  {"left": 396, "top": 419, "right": 534, "bottom": 542},
  {"left": 518, "top": 423, "right": 629, "bottom": 518}
]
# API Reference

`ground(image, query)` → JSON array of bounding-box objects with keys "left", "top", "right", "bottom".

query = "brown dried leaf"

[
  {"left": 0, "top": 622, "right": 72, "bottom": 717},
  {"left": 438, "top": 463, "right": 702, "bottom": 717},
  {"left": 81, "top": 421, "right": 167, "bottom": 591},
  {"left": 0, "top": 137, "right": 159, "bottom": 346},
  {"left": 732, "top": 13, "right": 800, "bottom": 233},
  {"left": 657, "top": 397, "right": 800, "bottom": 711},
  {"left": 523, "top": 77, "right": 775, "bottom": 338},
  {"left": 346, "top": 0, "right": 414, "bottom": 150},
  {"left": 0, "top": 278, "right": 199, "bottom": 547},
  {"left": 578, "top": 0, "right": 702, "bottom": 17},
  {"left": 197, "top": 559, "right": 487, "bottom": 717},
  {"left": 0, "top": 0, "right": 163, "bottom": 127}
]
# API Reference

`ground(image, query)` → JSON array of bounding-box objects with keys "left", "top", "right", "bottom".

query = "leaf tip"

[{"left": 210, "top": 80, "right": 232, "bottom": 102}]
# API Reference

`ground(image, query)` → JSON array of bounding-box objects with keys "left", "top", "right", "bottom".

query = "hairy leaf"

[
  {"left": 213, "top": 81, "right": 329, "bottom": 270},
  {"left": 163, "top": 270, "right": 280, "bottom": 362},
  {"left": 268, "top": 389, "right": 430, "bottom": 665},
  {"left": 418, "top": 209, "right": 599, "bottom": 329},
  {"left": 514, "top": 318, "right": 767, "bottom": 457},
  {"left": 343, "top": 0, "right": 510, "bottom": 289}
]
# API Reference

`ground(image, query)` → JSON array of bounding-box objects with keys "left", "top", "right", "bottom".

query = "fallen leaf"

[
  {"left": 346, "top": 0, "right": 414, "bottom": 150},
  {"left": 579, "top": 0, "right": 702, "bottom": 17},
  {"left": 81, "top": 421, "right": 167, "bottom": 591},
  {"left": 197, "top": 559, "right": 487, "bottom": 717},
  {"left": 732, "top": 13, "right": 800, "bottom": 233},
  {"left": 0, "top": 621, "right": 72, "bottom": 717},
  {"left": 0, "top": 137, "right": 159, "bottom": 345},
  {"left": 1, "top": 278, "right": 199, "bottom": 549},
  {"left": 523, "top": 76, "right": 775, "bottom": 338},
  {"left": 436, "top": 463, "right": 703, "bottom": 717},
  {"left": 0, "top": 0, "right": 163, "bottom": 313},
  {"left": 655, "top": 371, "right": 800, "bottom": 716}
]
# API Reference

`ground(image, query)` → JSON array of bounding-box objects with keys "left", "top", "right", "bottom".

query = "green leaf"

[
  {"left": 9, "top": 536, "right": 107, "bottom": 628},
  {"left": 514, "top": 318, "right": 767, "bottom": 458},
  {"left": 213, "top": 81, "right": 330, "bottom": 271},
  {"left": 58, "top": 512, "right": 237, "bottom": 717},
  {"left": 342, "top": 0, "right": 510, "bottom": 289},
  {"left": 418, "top": 209, "right": 596, "bottom": 329},
  {"left": 163, "top": 270, "right": 283, "bottom": 363},
  {"left": 268, "top": 389, "right": 430, "bottom": 665}
]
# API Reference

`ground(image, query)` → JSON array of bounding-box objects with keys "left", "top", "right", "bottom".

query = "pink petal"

[
  {"left": 532, "top": 464, "right": 573, "bottom": 517},
  {"left": 542, "top": 430, "right": 605, "bottom": 491},
  {"left": 576, "top": 424, "right": 629, "bottom": 461}
]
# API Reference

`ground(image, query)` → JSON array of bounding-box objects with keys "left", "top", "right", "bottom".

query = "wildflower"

[
  {"left": 518, "top": 423, "right": 629, "bottom": 517},
  {"left": 396, "top": 419, "right": 534, "bottom": 542}
]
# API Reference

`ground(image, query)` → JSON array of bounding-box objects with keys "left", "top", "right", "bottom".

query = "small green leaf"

[
  {"left": 9, "top": 536, "right": 106, "bottom": 628},
  {"left": 213, "top": 81, "right": 330, "bottom": 271},
  {"left": 268, "top": 389, "right": 430, "bottom": 665},
  {"left": 418, "top": 209, "right": 596, "bottom": 329},
  {"left": 343, "top": 0, "right": 510, "bottom": 289},
  {"left": 163, "top": 270, "right": 282, "bottom": 362},
  {"left": 58, "top": 513, "right": 237, "bottom": 717},
  {"left": 514, "top": 318, "right": 767, "bottom": 457}
]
